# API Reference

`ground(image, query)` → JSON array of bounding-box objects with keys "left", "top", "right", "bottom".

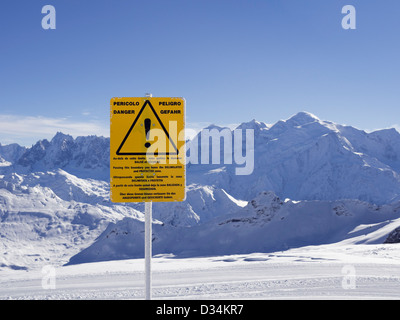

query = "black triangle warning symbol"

[{"left": 116, "top": 100, "right": 179, "bottom": 156}]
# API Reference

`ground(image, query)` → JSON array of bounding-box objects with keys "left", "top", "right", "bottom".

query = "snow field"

[{"left": 1, "top": 244, "right": 400, "bottom": 300}]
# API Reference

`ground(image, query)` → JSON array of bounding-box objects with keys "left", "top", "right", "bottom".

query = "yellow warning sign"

[{"left": 110, "top": 97, "right": 186, "bottom": 202}]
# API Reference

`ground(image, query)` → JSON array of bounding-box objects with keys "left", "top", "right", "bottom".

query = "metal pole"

[
  {"left": 145, "top": 93, "right": 153, "bottom": 300},
  {"left": 145, "top": 201, "right": 152, "bottom": 300}
]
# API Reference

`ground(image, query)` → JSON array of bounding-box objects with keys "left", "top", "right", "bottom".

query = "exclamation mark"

[{"left": 144, "top": 118, "right": 151, "bottom": 148}]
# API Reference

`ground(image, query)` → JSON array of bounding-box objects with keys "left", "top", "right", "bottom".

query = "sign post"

[
  {"left": 144, "top": 200, "right": 152, "bottom": 300},
  {"left": 144, "top": 93, "right": 152, "bottom": 301},
  {"left": 110, "top": 95, "right": 185, "bottom": 300}
]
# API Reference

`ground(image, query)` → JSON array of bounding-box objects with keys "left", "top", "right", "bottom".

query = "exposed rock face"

[{"left": 384, "top": 227, "right": 400, "bottom": 244}]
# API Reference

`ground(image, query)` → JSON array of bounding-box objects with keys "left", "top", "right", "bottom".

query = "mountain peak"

[
  {"left": 204, "top": 124, "right": 231, "bottom": 131},
  {"left": 51, "top": 132, "right": 74, "bottom": 144},
  {"left": 236, "top": 119, "right": 269, "bottom": 131},
  {"left": 287, "top": 111, "right": 320, "bottom": 126}
]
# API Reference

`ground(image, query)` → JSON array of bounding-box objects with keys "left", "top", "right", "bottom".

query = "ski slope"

[{"left": 1, "top": 244, "right": 400, "bottom": 300}]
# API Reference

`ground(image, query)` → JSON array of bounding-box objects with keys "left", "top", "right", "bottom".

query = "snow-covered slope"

[
  {"left": 1, "top": 112, "right": 400, "bottom": 269},
  {"left": 152, "top": 184, "right": 247, "bottom": 227},
  {"left": 0, "top": 171, "right": 143, "bottom": 269},
  {"left": 66, "top": 191, "right": 400, "bottom": 264}
]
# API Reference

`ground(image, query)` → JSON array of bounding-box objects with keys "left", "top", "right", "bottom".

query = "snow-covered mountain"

[
  {"left": 1, "top": 112, "right": 400, "bottom": 269},
  {"left": 67, "top": 191, "right": 400, "bottom": 264},
  {"left": 13, "top": 132, "right": 110, "bottom": 180},
  {"left": 188, "top": 112, "right": 400, "bottom": 204}
]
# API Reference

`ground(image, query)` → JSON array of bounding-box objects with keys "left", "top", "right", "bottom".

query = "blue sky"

[{"left": 1, "top": 0, "right": 400, "bottom": 146}]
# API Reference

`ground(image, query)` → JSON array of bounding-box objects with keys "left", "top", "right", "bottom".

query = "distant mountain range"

[
  {"left": 187, "top": 111, "right": 400, "bottom": 205},
  {"left": 1, "top": 112, "right": 400, "bottom": 270}
]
